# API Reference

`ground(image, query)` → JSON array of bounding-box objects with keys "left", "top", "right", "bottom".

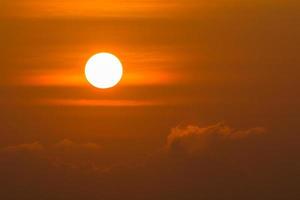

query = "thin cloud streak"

[
  {"left": 0, "top": 0, "right": 185, "bottom": 19},
  {"left": 37, "top": 98, "right": 165, "bottom": 107},
  {"left": 19, "top": 70, "right": 180, "bottom": 87}
]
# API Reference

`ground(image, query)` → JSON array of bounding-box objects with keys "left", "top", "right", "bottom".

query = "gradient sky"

[{"left": 0, "top": 0, "right": 299, "bottom": 199}]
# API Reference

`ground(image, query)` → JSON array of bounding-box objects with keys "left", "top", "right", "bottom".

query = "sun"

[{"left": 85, "top": 53, "right": 123, "bottom": 89}]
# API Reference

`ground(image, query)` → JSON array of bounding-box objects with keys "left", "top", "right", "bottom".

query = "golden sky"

[{"left": 0, "top": 0, "right": 299, "bottom": 199}]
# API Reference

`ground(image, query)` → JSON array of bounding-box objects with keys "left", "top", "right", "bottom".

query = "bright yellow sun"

[{"left": 85, "top": 53, "right": 123, "bottom": 89}]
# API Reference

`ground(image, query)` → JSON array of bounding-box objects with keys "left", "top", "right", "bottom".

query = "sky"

[{"left": 0, "top": 0, "right": 299, "bottom": 199}]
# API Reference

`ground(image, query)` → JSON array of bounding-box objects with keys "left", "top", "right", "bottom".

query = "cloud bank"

[{"left": 0, "top": 123, "right": 299, "bottom": 200}]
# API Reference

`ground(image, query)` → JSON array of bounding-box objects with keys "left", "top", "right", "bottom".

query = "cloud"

[
  {"left": 54, "top": 139, "right": 101, "bottom": 151},
  {"left": 2, "top": 139, "right": 101, "bottom": 153},
  {"left": 3, "top": 142, "right": 44, "bottom": 152},
  {"left": 1, "top": 139, "right": 102, "bottom": 172},
  {"left": 0, "top": 125, "right": 298, "bottom": 200},
  {"left": 166, "top": 122, "right": 266, "bottom": 156}
]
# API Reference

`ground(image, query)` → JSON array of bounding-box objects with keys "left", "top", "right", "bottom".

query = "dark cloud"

[
  {"left": 0, "top": 125, "right": 299, "bottom": 200},
  {"left": 166, "top": 122, "right": 266, "bottom": 156},
  {"left": 1, "top": 139, "right": 102, "bottom": 172}
]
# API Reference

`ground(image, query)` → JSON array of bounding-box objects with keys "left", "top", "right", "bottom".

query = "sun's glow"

[{"left": 85, "top": 53, "right": 123, "bottom": 89}]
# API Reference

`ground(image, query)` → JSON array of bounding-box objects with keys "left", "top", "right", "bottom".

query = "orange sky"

[{"left": 0, "top": 0, "right": 299, "bottom": 199}]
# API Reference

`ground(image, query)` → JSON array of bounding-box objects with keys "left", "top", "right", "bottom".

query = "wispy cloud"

[
  {"left": 1, "top": 0, "right": 185, "bottom": 19},
  {"left": 36, "top": 98, "right": 165, "bottom": 107},
  {"left": 3, "top": 142, "right": 44, "bottom": 152}
]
